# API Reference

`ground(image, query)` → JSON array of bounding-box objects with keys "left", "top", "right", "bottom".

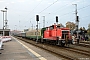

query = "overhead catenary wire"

[
  {"left": 78, "top": 4, "right": 90, "bottom": 10},
  {"left": 57, "top": 4, "right": 90, "bottom": 18},
  {"left": 44, "top": 0, "right": 82, "bottom": 16},
  {"left": 43, "top": 0, "right": 88, "bottom": 24},
  {"left": 22, "top": 0, "right": 43, "bottom": 21},
  {"left": 39, "top": 0, "right": 59, "bottom": 14},
  {"left": 27, "top": 0, "right": 90, "bottom": 29},
  {"left": 21, "top": 0, "right": 43, "bottom": 26},
  {"left": 41, "top": 0, "right": 83, "bottom": 25},
  {"left": 46, "top": 4, "right": 90, "bottom": 22},
  {"left": 28, "top": 0, "right": 59, "bottom": 22},
  {"left": 19, "top": 0, "right": 90, "bottom": 30},
  {"left": 22, "top": 0, "right": 80, "bottom": 22},
  {"left": 61, "top": 4, "right": 90, "bottom": 17}
]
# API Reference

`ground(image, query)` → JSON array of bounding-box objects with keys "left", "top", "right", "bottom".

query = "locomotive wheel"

[
  {"left": 41, "top": 38, "right": 44, "bottom": 43},
  {"left": 65, "top": 44, "right": 70, "bottom": 47},
  {"left": 61, "top": 43, "right": 65, "bottom": 47},
  {"left": 41, "top": 39, "right": 46, "bottom": 43}
]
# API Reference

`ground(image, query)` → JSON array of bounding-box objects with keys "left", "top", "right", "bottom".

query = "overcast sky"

[{"left": 0, "top": 0, "right": 90, "bottom": 30}]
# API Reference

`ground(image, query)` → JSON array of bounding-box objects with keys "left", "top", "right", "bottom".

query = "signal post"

[{"left": 36, "top": 15, "right": 39, "bottom": 43}]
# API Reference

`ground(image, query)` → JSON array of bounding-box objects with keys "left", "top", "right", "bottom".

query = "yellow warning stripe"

[{"left": 12, "top": 37, "right": 47, "bottom": 60}]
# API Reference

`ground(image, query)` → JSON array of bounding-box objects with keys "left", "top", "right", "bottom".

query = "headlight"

[
  {"left": 59, "top": 36, "right": 61, "bottom": 39},
  {"left": 62, "top": 40, "right": 65, "bottom": 43},
  {"left": 59, "top": 36, "right": 61, "bottom": 40}
]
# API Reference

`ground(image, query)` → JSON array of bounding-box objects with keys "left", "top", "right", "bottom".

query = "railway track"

[
  {"left": 15, "top": 36, "right": 90, "bottom": 60},
  {"left": 64, "top": 47, "right": 90, "bottom": 56},
  {"left": 74, "top": 41, "right": 90, "bottom": 48},
  {"left": 80, "top": 41, "right": 90, "bottom": 44}
]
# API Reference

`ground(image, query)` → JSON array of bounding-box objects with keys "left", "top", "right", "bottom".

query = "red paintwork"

[
  {"left": 44, "top": 27, "right": 50, "bottom": 38},
  {"left": 44, "top": 23, "right": 71, "bottom": 41},
  {"left": 57, "top": 28, "right": 62, "bottom": 37}
]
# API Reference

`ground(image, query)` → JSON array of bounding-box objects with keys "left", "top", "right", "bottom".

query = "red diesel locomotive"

[{"left": 42, "top": 23, "right": 72, "bottom": 46}]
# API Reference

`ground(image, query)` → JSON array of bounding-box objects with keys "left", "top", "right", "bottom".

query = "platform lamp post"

[
  {"left": 1, "top": 10, "right": 6, "bottom": 36},
  {"left": 5, "top": 7, "right": 8, "bottom": 29},
  {"left": 36, "top": 15, "right": 39, "bottom": 43}
]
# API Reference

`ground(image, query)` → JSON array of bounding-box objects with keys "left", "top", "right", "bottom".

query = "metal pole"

[
  {"left": 36, "top": 21, "right": 38, "bottom": 43},
  {"left": 36, "top": 15, "right": 39, "bottom": 43},
  {"left": 32, "top": 24, "right": 33, "bottom": 30},
  {"left": 56, "top": 16, "right": 58, "bottom": 44},
  {"left": 72, "top": 4, "right": 77, "bottom": 24},
  {"left": 1, "top": 9, "right": 7, "bottom": 36},
  {"left": 30, "top": 21, "right": 31, "bottom": 28},
  {"left": 75, "top": 4, "right": 77, "bottom": 22},
  {"left": 76, "top": 16, "right": 79, "bottom": 44},
  {"left": 3, "top": 12, "right": 4, "bottom": 36},
  {"left": 38, "top": 23, "right": 40, "bottom": 29},
  {"left": 73, "top": 4, "right": 79, "bottom": 44},
  {"left": 43, "top": 16, "right": 45, "bottom": 28},
  {"left": 5, "top": 7, "right": 8, "bottom": 29},
  {"left": 75, "top": 4, "right": 79, "bottom": 44}
]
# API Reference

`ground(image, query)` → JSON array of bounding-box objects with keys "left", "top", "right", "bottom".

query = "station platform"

[{"left": 0, "top": 36, "right": 61, "bottom": 60}]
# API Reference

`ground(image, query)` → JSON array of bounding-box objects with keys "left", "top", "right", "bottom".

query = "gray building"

[{"left": 0, "top": 29, "right": 10, "bottom": 36}]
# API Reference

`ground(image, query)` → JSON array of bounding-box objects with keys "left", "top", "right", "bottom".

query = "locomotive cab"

[{"left": 55, "top": 24, "right": 72, "bottom": 46}]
